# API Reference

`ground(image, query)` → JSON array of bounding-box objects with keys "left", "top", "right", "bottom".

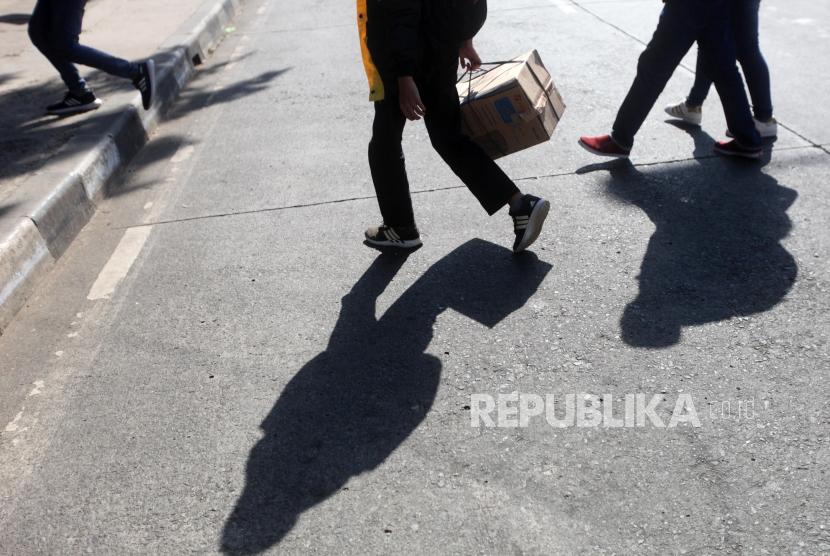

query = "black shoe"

[
  {"left": 364, "top": 225, "right": 422, "bottom": 249},
  {"left": 46, "top": 90, "right": 102, "bottom": 116},
  {"left": 133, "top": 59, "right": 155, "bottom": 110},
  {"left": 510, "top": 194, "right": 550, "bottom": 253},
  {"left": 713, "top": 139, "right": 763, "bottom": 160}
]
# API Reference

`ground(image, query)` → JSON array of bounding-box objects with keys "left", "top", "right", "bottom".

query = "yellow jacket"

[{"left": 357, "top": 0, "right": 385, "bottom": 102}]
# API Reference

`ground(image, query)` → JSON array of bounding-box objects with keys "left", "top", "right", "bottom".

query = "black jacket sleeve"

[{"left": 384, "top": 0, "right": 422, "bottom": 77}]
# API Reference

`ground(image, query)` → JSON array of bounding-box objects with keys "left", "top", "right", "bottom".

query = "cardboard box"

[{"left": 457, "top": 50, "right": 565, "bottom": 159}]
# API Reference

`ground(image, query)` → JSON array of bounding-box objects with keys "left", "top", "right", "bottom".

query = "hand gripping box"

[{"left": 457, "top": 50, "right": 566, "bottom": 159}]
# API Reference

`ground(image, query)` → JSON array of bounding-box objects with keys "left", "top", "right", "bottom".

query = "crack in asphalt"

[
  {"left": 116, "top": 0, "right": 828, "bottom": 232},
  {"left": 565, "top": 0, "right": 827, "bottom": 152},
  {"left": 121, "top": 144, "right": 823, "bottom": 231}
]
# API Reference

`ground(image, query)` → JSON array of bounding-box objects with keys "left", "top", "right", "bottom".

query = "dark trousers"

[
  {"left": 612, "top": 0, "right": 761, "bottom": 149},
  {"left": 368, "top": 51, "right": 519, "bottom": 228},
  {"left": 28, "top": 0, "right": 136, "bottom": 93},
  {"left": 687, "top": 0, "right": 772, "bottom": 121}
]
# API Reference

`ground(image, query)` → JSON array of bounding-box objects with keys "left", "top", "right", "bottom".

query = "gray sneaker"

[{"left": 664, "top": 101, "right": 702, "bottom": 126}]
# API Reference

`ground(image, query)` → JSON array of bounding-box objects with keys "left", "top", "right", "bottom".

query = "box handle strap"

[{"left": 457, "top": 60, "right": 523, "bottom": 103}]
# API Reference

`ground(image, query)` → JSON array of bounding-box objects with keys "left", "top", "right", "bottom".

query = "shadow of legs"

[
  {"left": 605, "top": 161, "right": 797, "bottom": 348},
  {"left": 221, "top": 239, "right": 552, "bottom": 553}
]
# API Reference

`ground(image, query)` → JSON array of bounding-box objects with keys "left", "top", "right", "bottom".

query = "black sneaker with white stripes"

[
  {"left": 510, "top": 194, "right": 550, "bottom": 253},
  {"left": 46, "top": 90, "right": 103, "bottom": 116},
  {"left": 364, "top": 225, "right": 422, "bottom": 249},
  {"left": 132, "top": 59, "right": 155, "bottom": 110}
]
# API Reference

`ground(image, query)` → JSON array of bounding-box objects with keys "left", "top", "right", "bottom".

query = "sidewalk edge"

[{"left": 0, "top": 0, "right": 242, "bottom": 334}]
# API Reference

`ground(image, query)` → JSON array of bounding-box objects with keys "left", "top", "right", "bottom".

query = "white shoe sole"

[
  {"left": 47, "top": 98, "right": 103, "bottom": 116},
  {"left": 664, "top": 105, "right": 702, "bottom": 126},
  {"left": 578, "top": 139, "right": 629, "bottom": 159},
  {"left": 726, "top": 121, "right": 778, "bottom": 139},
  {"left": 364, "top": 237, "right": 422, "bottom": 249},
  {"left": 514, "top": 199, "right": 550, "bottom": 253}
]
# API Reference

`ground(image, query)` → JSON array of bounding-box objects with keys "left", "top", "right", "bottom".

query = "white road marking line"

[
  {"left": 551, "top": 0, "right": 576, "bottom": 15},
  {"left": 28, "top": 381, "right": 44, "bottom": 397},
  {"left": 87, "top": 226, "right": 154, "bottom": 301},
  {"left": 171, "top": 145, "right": 196, "bottom": 164},
  {"left": 4, "top": 411, "right": 24, "bottom": 433}
]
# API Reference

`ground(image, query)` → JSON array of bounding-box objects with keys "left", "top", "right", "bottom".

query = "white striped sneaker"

[
  {"left": 46, "top": 91, "right": 103, "bottom": 116},
  {"left": 364, "top": 225, "right": 422, "bottom": 249},
  {"left": 664, "top": 101, "right": 702, "bottom": 126},
  {"left": 726, "top": 117, "right": 778, "bottom": 139},
  {"left": 510, "top": 194, "right": 550, "bottom": 253}
]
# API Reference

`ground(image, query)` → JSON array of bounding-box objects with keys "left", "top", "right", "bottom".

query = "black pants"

[
  {"left": 611, "top": 0, "right": 760, "bottom": 149},
  {"left": 28, "top": 0, "right": 136, "bottom": 93},
  {"left": 368, "top": 52, "right": 519, "bottom": 228}
]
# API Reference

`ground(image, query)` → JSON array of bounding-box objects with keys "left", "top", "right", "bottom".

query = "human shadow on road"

[
  {"left": 664, "top": 119, "right": 716, "bottom": 160},
  {"left": 604, "top": 159, "right": 797, "bottom": 348},
  {"left": 220, "top": 239, "right": 552, "bottom": 553},
  {"left": 0, "top": 47, "right": 287, "bottom": 187},
  {"left": 0, "top": 202, "right": 18, "bottom": 219},
  {"left": 0, "top": 14, "right": 29, "bottom": 25}
]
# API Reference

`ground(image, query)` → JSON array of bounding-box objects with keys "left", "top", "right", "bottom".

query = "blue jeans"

[
  {"left": 687, "top": 0, "right": 773, "bottom": 121},
  {"left": 28, "top": 0, "right": 137, "bottom": 94},
  {"left": 612, "top": 0, "right": 761, "bottom": 149}
]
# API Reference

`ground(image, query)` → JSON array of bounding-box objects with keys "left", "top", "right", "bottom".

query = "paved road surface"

[{"left": 1, "top": 0, "right": 828, "bottom": 553}]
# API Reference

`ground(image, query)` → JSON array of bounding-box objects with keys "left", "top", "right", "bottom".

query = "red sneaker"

[
  {"left": 578, "top": 134, "right": 631, "bottom": 158},
  {"left": 713, "top": 139, "right": 763, "bottom": 160}
]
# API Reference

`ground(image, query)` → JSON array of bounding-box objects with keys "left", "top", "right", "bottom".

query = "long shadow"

[
  {"left": 604, "top": 160, "right": 797, "bottom": 348},
  {"left": 221, "top": 239, "right": 552, "bottom": 553},
  {"left": 0, "top": 14, "right": 29, "bottom": 25},
  {"left": 165, "top": 65, "right": 290, "bottom": 123},
  {"left": 0, "top": 46, "right": 286, "bottom": 188},
  {"left": 0, "top": 203, "right": 19, "bottom": 219},
  {"left": 664, "top": 119, "right": 715, "bottom": 159}
]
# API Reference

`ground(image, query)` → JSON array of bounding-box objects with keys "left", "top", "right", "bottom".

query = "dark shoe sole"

[
  {"left": 726, "top": 129, "right": 777, "bottom": 140},
  {"left": 514, "top": 198, "right": 550, "bottom": 253},
  {"left": 713, "top": 145, "right": 762, "bottom": 159},
  {"left": 578, "top": 139, "right": 630, "bottom": 159},
  {"left": 47, "top": 99, "right": 103, "bottom": 116}
]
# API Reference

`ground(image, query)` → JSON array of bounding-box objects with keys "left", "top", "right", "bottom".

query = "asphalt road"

[{"left": 1, "top": 0, "right": 828, "bottom": 554}]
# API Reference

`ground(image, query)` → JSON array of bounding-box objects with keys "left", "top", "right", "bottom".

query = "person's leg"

[
  {"left": 698, "top": 0, "right": 761, "bottom": 148},
  {"left": 686, "top": 44, "right": 713, "bottom": 108},
  {"left": 51, "top": 0, "right": 138, "bottom": 81},
  {"left": 28, "top": 0, "right": 89, "bottom": 93},
  {"left": 420, "top": 55, "right": 519, "bottom": 216},
  {"left": 420, "top": 53, "right": 549, "bottom": 252},
  {"left": 733, "top": 0, "right": 773, "bottom": 121},
  {"left": 611, "top": 0, "right": 702, "bottom": 149},
  {"left": 368, "top": 77, "right": 416, "bottom": 228}
]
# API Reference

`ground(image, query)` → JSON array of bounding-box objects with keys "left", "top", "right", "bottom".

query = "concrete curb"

[{"left": 0, "top": 0, "right": 241, "bottom": 334}]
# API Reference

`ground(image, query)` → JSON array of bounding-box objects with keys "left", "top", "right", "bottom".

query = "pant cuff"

[{"left": 610, "top": 133, "right": 633, "bottom": 152}]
